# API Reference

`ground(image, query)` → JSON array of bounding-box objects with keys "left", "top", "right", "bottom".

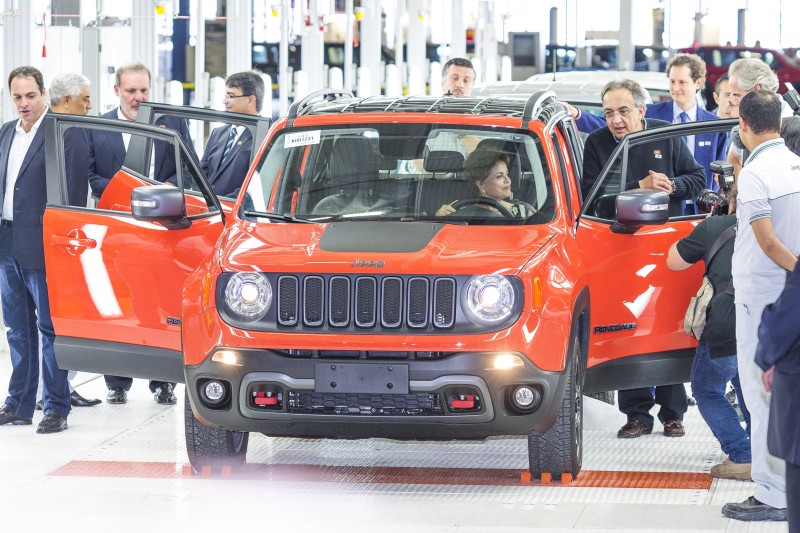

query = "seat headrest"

[
  {"left": 328, "top": 137, "right": 381, "bottom": 185},
  {"left": 423, "top": 150, "right": 465, "bottom": 173}
]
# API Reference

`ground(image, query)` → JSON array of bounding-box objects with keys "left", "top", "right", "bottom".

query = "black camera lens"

[{"left": 695, "top": 189, "right": 729, "bottom": 215}]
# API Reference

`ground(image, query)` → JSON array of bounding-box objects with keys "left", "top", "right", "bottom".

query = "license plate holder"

[{"left": 315, "top": 363, "right": 409, "bottom": 394}]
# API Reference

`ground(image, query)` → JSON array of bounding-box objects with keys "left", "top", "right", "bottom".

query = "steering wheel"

[{"left": 451, "top": 197, "right": 516, "bottom": 218}]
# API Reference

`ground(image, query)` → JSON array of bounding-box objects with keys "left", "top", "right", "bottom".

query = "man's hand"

[
  {"left": 762, "top": 365, "right": 775, "bottom": 392},
  {"left": 639, "top": 170, "right": 674, "bottom": 193},
  {"left": 561, "top": 101, "right": 580, "bottom": 119}
]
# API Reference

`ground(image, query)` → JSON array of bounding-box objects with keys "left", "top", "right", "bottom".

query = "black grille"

[
  {"left": 277, "top": 276, "right": 298, "bottom": 326},
  {"left": 279, "top": 275, "right": 455, "bottom": 332},
  {"left": 303, "top": 276, "right": 324, "bottom": 326},
  {"left": 287, "top": 390, "right": 443, "bottom": 415}
]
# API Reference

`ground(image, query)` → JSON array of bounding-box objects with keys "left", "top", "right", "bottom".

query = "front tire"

[
  {"left": 528, "top": 338, "right": 584, "bottom": 480},
  {"left": 184, "top": 394, "right": 249, "bottom": 473}
]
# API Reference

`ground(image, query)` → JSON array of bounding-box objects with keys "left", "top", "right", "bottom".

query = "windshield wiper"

[{"left": 242, "top": 210, "right": 317, "bottom": 224}]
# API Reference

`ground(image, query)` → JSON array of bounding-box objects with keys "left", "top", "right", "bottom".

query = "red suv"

[{"left": 42, "top": 93, "right": 736, "bottom": 480}]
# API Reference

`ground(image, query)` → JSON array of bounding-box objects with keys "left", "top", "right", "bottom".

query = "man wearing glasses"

[
  {"left": 582, "top": 79, "right": 705, "bottom": 215},
  {"left": 581, "top": 79, "right": 705, "bottom": 441},
  {"left": 199, "top": 70, "right": 265, "bottom": 198}
]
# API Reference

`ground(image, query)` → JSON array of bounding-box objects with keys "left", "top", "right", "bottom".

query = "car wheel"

[
  {"left": 184, "top": 394, "right": 249, "bottom": 473},
  {"left": 528, "top": 338, "right": 583, "bottom": 480}
]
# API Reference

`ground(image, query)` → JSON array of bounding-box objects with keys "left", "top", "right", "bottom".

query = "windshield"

[{"left": 243, "top": 123, "right": 555, "bottom": 225}]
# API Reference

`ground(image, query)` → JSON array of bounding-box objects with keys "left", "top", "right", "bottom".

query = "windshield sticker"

[{"left": 284, "top": 130, "right": 320, "bottom": 148}]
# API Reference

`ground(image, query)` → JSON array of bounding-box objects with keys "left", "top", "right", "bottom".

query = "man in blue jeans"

[{"left": 667, "top": 191, "right": 752, "bottom": 480}]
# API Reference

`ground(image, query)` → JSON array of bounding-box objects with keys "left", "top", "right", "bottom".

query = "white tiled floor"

[{"left": 0, "top": 352, "right": 789, "bottom": 533}]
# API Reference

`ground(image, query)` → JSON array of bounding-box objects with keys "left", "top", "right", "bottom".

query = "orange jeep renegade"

[{"left": 42, "top": 93, "right": 736, "bottom": 479}]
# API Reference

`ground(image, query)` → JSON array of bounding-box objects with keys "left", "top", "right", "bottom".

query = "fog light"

[
  {"left": 211, "top": 350, "right": 242, "bottom": 366},
  {"left": 493, "top": 354, "right": 524, "bottom": 369},
  {"left": 514, "top": 386, "right": 535, "bottom": 407},
  {"left": 204, "top": 380, "right": 226, "bottom": 402},
  {"left": 200, "top": 379, "right": 229, "bottom": 407},
  {"left": 509, "top": 385, "right": 541, "bottom": 414}
]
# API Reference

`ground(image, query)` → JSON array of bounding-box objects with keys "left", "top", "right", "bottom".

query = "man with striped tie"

[{"left": 200, "top": 70, "right": 265, "bottom": 198}]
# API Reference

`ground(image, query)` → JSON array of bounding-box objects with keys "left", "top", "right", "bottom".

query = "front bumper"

[{"left": 185, "top": 348, "right": 568, "bottom": 440}]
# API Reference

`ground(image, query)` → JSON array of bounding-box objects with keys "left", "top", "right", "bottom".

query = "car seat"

[{"left": 312, "top": 136, "right": 382, "bottom": 215}]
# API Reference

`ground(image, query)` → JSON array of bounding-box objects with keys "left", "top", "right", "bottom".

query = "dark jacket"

[
  {"left": 581, "top": 118, "right": 706, "bottom": 216},
  {"left": 87, "top": 108, "right": 191, "bottom": 196},
  {"left": 199, "top": 125, "right": 252, "bottom": 198},
  {"left": 755, "top": 266, "right": 800, "bottom": 464},
  {"left": 0, "top": 111, "right": 85, "bottom": 270}
]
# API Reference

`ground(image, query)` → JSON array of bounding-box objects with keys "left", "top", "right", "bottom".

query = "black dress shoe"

[
  {"left": 106, "top": 387, "right": 127, "bottom": 404},
  {"left": 35, "top": 400, "right": 43, "bottom": 411},
  {"left": 0, "top": 403, "right": 32, "bottom": 426},
  {"left": 36, "top": 413, "right": 68, "bottom": 434},
  {"left": 71, "top": 390, "right": 102, "bottom": 407},
  {"left": 154, "top": 383, "right": 177, "bottom": 405}
]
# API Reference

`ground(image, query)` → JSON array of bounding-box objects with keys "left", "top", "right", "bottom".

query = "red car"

[
  {"left": 679, "top": 44, "right": 800, "bottom": 99},
  {"left": 42, "top": 94, "right": 736, "bottom": 479}
]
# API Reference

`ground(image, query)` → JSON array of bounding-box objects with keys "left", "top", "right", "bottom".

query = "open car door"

[
  {"left": 43, "top": 112, "right": 234, "bottom": 383},
  {"left": 574, "top": 118, "right": 737, "bottom": 393}
]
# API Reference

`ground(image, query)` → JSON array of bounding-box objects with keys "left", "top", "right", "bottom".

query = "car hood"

[{"left": 219, "top": 221, "right": 554, "bottom": 275}]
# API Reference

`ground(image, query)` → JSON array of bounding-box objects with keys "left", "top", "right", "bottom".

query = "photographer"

[{"left": 667, "top": 169, "right": 752, "bottom": 481}]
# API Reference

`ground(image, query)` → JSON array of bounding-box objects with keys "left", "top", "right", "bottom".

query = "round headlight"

[
  {"left": 463, "top": 275, "right": 516, "bottom": 325},
  {"left": 224, "top": 272, "right": 272, "bottom": 320}
]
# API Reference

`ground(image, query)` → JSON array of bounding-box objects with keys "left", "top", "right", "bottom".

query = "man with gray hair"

[
  {"left": 49, "top": 72, "right": 92, "bottom": 116},
  {"left": 726, "top": 58, "right": 793, "bottom": 176}
]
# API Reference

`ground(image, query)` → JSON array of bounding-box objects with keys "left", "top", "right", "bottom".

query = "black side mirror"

[
  {"left": 131, "top": 185, "right": 190, "bottom": 230},
  {"left": 611, "top": 189, "right": 670, "bottom": 234}
]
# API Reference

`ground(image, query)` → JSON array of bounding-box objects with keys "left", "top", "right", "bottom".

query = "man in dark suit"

[
  {"left": 756, "top": 265, "right": 800, "bottom": 529},
  {"left": 200, "top": 70, "right": 264, "bottom": 198},
  {"left": 85, "top": 61, "right": 183, "bottom": 406},
  {"left": 87, "top": 61, "right": 190, "bottom": 198},
  {"left": 581, "top": 79, "right": 704, "bottom": 439},
  {"left": 0, "top": 66, "right": 71, "bottom": 433},
  {"left": 44, "top": 71, "right": 102, "bottom": 408}
]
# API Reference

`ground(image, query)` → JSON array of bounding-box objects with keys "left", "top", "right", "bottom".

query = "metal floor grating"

[{"left": 0, "top": 353, "right": 788, "bottom": 533}]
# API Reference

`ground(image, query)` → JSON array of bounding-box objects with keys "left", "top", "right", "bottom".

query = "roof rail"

[
  {"left": 287, "top": 89, "right": 354, "bottom": 124},
  {"left": 521, "top": 90, "right": 557, "bottom": 129}
]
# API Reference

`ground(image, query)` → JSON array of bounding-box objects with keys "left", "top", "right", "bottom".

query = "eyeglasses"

[
  {"left": 603, "top": 108, "right": 633, "bottom": 120},
  {"left": 224, "top": 93, "right": 252, "bottom": 100}
]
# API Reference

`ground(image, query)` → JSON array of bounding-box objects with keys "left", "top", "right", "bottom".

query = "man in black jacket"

[
  {"left": 582, "top": 79, "right": 704, "bottom": 438},
  {"left": 581, "top": 79, "right": 706, "bottom": 216}
]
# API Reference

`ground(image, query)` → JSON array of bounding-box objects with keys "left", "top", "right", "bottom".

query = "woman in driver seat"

[{"left": 435, "top": 149, "right": 530, "bottom": 217}]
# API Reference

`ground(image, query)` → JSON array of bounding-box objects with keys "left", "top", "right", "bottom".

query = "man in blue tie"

[{"left": 200, "top": 71, "right": 265, "bottom": 198}]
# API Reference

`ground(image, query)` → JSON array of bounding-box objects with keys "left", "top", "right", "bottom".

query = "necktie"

[
  {"left": 222, "top": 126, "right": 237, "bottom": 159},
  {"left": 679, "top": 111, "right": 693, "bottom": 153}
]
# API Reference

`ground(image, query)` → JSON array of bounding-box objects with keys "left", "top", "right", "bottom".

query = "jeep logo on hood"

[{"left": 350, "top": 258, "right": 385, "bottom": 269}]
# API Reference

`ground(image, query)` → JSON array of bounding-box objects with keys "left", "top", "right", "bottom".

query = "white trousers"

[{"left": 736, "top": 303, "right": 787, "bottom": 509}]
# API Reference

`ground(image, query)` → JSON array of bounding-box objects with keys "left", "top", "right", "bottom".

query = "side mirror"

[
  {"left": 611, "top": 189, "right": 670, "bottom": 234},
  {"left": 131, "top": 185, "right": 190, "bottom": 230}
]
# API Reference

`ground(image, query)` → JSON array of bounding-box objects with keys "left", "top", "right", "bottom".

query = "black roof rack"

[{"left": 287, "top": 91, "right": 566, "bottom": 129}]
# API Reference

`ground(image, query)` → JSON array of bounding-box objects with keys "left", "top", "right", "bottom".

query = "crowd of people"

[{"left": 0, "top": 52, "right": 798, "bottom": 528}]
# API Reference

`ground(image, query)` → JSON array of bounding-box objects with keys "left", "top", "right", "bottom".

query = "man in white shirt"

[
  {"left": 724, "top": 89, "right": 800, "bottom": 523},
  {"left": 0, "top": 66, "right": 71, "bottom": 433}
]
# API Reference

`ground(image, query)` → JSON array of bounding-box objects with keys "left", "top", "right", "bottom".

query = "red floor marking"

[{"left": 50, "top": 461, "right": 712, "bottom": 489}]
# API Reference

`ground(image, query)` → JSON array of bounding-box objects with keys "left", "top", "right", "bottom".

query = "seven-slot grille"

[{"left": 277, "top": 275, "right": 456, "bottom": 331}]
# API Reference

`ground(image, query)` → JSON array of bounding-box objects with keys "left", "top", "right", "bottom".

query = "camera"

[{"left": 695, "top": 160, "right": 734, "bottom": 215}]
